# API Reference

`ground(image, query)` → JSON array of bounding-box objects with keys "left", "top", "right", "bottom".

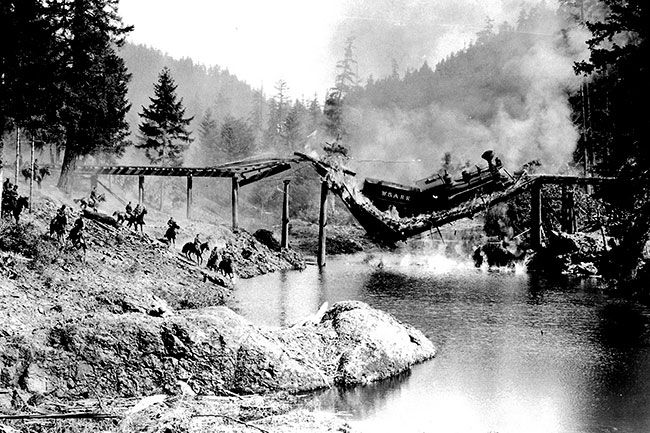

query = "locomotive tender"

[{"left": 361, "top": 150, "right": 513, "bottom": 217}]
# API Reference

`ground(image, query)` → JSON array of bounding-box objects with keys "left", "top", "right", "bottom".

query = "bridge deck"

[{"left": 73, "top": 156, "right": 301, "bottom": 186}]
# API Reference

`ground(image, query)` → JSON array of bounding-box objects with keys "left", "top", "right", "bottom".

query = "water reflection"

[{"left": 230, "top": 255, "right": 650, "bottom": 433}]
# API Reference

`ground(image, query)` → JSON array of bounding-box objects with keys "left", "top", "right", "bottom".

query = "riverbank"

[{"left": 0, "top": 192, "right": 436, "bottom": 432}]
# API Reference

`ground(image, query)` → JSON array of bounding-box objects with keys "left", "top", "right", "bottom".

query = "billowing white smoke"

[{"left": 332, "top": 1, "right": 591, "bottom": 182}]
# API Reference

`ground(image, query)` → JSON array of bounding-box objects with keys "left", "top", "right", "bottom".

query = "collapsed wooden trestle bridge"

[{"left": 72, "top": 153, "right": 619, "bottom": 267}]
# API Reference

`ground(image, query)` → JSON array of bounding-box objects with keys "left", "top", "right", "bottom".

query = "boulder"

[{"left": 9, "top": 302, "right": 435, "bottom": 399}]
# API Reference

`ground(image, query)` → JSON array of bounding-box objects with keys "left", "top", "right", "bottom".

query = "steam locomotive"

[{"left": 361, "top": 150, "right": 513, "bottom": 217}]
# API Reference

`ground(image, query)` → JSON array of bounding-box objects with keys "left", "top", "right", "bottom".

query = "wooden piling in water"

[
  {"left": 231, "top": 176, "right": 239, "bottom": 231},
  {"left": 531, "top": 182, "right": 542, "bottom": 248},
  {"left": 317, "top": 180, "right": 328, "bottom": 267},
  {"left": 186, "top": 175, "right": 193, "bottom": 220},
  {"left": 14, "top": 127, "right": 20, "bottom": 186},
  {"left": 561, "top": 186, "right": 576, "bottom": 234},
  {"left": 281, "top": 179, "right": 290, "bottom": 248}
]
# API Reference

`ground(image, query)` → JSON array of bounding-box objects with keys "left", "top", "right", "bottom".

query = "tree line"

[{"left": 0, "top": 0, "right": 131, "bottom": 191}]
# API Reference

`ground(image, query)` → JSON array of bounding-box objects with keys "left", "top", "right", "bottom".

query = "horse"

[
  {"left": 74, "top": 193, "right": 105, "bottom": 211},
  {"left": 112, "top": 211, "right": 127, "bottom": 226},
  {"left": 127, "top": 208, "right": 147, "bottom": 234},
  {"left": 218, "top": 256, "right": 234, "bottom": 278},
  {"left": 182, "top": 241, "right": 209, "bottom": 264},
  {"left": 206, "top": 247, "right": 220, "bottom": 271},
  {"left": 2, "top": 196, "right": 29, "bottom": 224},
  {"left": 49, "top": 214, "right": 67, "bottom": 243},
  {"left": 21, "top": 166, "right": 51, "bottom": 188},
  {"left": 164, "top": 224, "right": 179, "bottom": 246}
]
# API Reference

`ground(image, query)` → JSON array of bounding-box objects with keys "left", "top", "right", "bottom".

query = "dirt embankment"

[{"left": 1, "top": 193, "right": 436, "bottom": 432}]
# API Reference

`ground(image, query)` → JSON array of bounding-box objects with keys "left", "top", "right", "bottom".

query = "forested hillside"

[
  {"left": 335, "top": 4, "right": 589, "bottom": 182},
  {"left": 119, "top": 42, "right": 257, "bottom": 144}
]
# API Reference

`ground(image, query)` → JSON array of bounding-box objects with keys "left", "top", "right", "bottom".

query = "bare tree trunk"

[
  {"left": 14, "top": 127, "right": 21, "bottom": 185},
  {"left": 0, "top": 137, "right": 4, "bottom": 217},
  {"left": 29, "top": 138, "right": 34, "bottom": 212},
  {"left": 57, "top": 146, "right": 77, "bottom": 192}
]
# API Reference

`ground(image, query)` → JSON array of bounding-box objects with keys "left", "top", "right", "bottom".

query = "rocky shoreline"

[{"left": 0, "top": 194, "right": 436, "bottom": 433}]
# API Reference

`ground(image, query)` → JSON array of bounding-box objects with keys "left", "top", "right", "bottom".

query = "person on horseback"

[
  {"left": 33, "top": 159, "right": 40, "bottom": 176},
  {"left": 56, "top": 204, "right": 68, "bottom": 226},
  {"left": 3, "top": 178, "right": 11, "bottom": 192},
  {"left": 163, "top": 216, "right": 180, "bottom": 246},
  {"left": 125, "top": 201, "right": 133, "bottom": 216},
  {"left": 194, "top": 234, "right": 201, "bottom": 250},
  {"left": 68, "top": 217, "right": 85, "bottom": 249},
  {"left": 88, "top": 186, "right": 98, "bottom": 209}
]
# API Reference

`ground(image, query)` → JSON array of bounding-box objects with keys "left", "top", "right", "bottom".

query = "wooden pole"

[
  {"left": 567, "top": 188, "right": 575, "bottom": 234},
  {"left": 281, "top": 179, "right": 290, "bottom": 248},
  {"left": 0, "top": 137, "right": 4, "bottom": 217},
  {"left": 138, "top": 175, "right": 144, "bottom": 204},
  {"left": 231, "top": 176, "right": 239, "bottom": 231},
  {"left": 531, "top": 182, "right": 542, "bottom": 249},
  {"left": 14, "top": 127, "right": 20, "bottom": 185},
  {"left": 29, "top": 137, "right": 34, "bottom": 212},
  {"left": 317, "top": 180, "right": 328, "bottom": 267},
  {"left": 186, "top": 175, "right": 193, "bottom": 220}
]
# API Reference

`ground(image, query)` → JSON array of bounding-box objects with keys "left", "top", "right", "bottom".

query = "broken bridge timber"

[{"left": 295, "top": 152, "right": 619, "bottom": 244}]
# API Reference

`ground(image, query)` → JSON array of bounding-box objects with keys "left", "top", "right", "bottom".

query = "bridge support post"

[
  {"left": 138, "top": 175, "right": 144, "bottom": 204},
  {"left": 281, "top": 179, "right": 290, "bottom": 248},
  {"left": 531, "top": 182, "right": 542, "bottom": 248},
  {"left": 317, "top": 180, "right": 328, "bottom": 267},
  {"left": 561, "top": 186, "right": 576, "bottom": 234},
  {"left": 14, "top": 127, "right": 20, "bottom": 186},
  {"left": 28, "top": 138, "right": 34, "bottom": 213},
  {"left": 186, "top": 175, "right": 193, "bottom": 220},
  {"left": 231, "top": 176, "right": 239, "bottom": 231}
]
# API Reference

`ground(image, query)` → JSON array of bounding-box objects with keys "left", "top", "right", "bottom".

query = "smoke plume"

[{"left": 331, "top": 1, "right": 591, "bottom": 182}]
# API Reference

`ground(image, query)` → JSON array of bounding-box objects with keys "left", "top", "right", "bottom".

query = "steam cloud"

[{"left": 331, "top": 0, "right": 590, "bottom": 182}]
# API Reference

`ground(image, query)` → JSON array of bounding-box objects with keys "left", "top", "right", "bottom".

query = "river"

[{"left": 228, "top": 253, "right": 650, "bottom": 433}]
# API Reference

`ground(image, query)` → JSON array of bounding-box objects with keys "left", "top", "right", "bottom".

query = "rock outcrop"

[{"left": 1, "top": 302, "right": 435, "bottom": 402}]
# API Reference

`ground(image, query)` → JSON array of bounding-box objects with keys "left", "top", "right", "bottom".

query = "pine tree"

[
  {"left": 307, "top": 95, "right": 322, "bottom": 133},
  {"left": 56, "top": 0, "right": 133, "bottom": 190},
  {"left": 137, "top": 67, "right": 193, "bottom": 167},
  {"left": 219, "top": 116, "right": 255, "bottom": 161},
  {"left": 335, "top": 37, "right": 359, "bottom": 95},
  {"left": 282, "top": 100, "right": 306, "bottom": 150},
  {"left": 198, "top": 108, "right": 219, "bottom": 163}
]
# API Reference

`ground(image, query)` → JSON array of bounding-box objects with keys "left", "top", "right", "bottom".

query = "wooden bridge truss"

[
  {"left": 74, "top": 156, "right": 302, "bottom": 231},
  {"left": 57, "top": 153, "right": 619, "bottom": 267}
]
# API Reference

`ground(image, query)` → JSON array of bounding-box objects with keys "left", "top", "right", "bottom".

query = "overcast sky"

[{"left": 119, "top": 0, "right": 556, "bottom": 100}]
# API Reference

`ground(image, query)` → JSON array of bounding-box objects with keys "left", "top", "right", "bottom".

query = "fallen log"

[{"left": 83, "top": 209, "right": 119, "bottom": 228}]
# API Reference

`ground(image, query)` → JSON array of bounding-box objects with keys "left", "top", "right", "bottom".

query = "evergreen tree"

[
  {"left": 307, "top": 95, "right": 322, "bottom": 133},
  {"left": 198, "top": 108, "right": 219, "bottom": 163},
  {"left": 0, "top": 0, "right": 59, "bottom": 136},
  {"left": 248, "top": 88, "right": 267, "bottom": 146},
  {"left": 334, "top": 36, "right": 360, "bottom": 95},
  {"left": 282, "top": 100, "right": 306, "bottom": 150},
  {"left": 219, "top": 116, "right": 255, "bottom": 161},
  {"left": 572, "top": 0, "right": 648, "bottom": 283},
  {"left": 137, "top": 67, "right": 193, "bottom": 167},
  {"left": 56, "top": 0, "right": 133, "bottom": 190}
]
